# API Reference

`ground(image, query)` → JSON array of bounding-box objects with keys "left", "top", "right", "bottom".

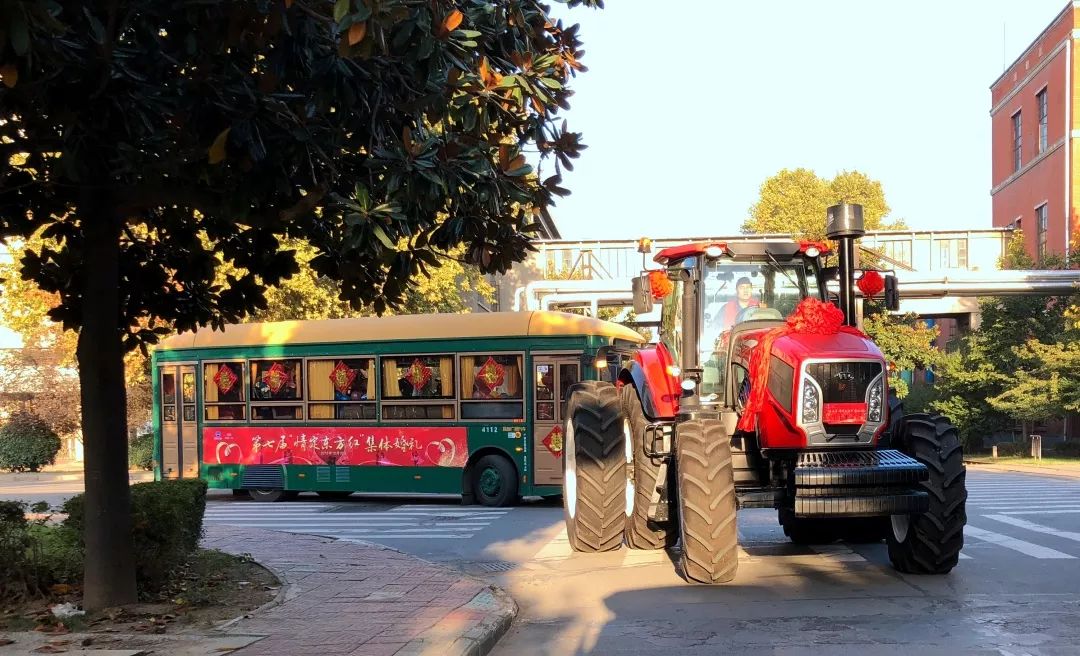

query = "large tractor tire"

[
  {"left": 621, "top": 385, "right": 676, "bottom": 550},
  {"left": 674, "top": 419, "right": 739, "bottom": 584},
  {"left": 887, "top": 413, "right": 967, "bottom": 574},
  {"left": 563, "top": 381, "right": 626, "bottom": 552}
]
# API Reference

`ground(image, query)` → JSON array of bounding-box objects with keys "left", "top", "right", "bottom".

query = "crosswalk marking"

[
  {"left": 965, "top": 525, "right": 1075, "bottom": 559},
  {"left": 998, "top": 509, "right": 1080, "bottom": 515},
  {"left": 808, "top": 543, "right": 866, "bottom": 562},
  {"left": 983, "top": 515, "right": 1080, "bottom": 543},
  {"left": 203, "top": 502, "right": 509, "bottom": 540}
]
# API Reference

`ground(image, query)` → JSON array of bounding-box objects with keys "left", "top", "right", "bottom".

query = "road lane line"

[
  {"left": 1001, "top": 509, "right": 1080, "bottom": 515},
  {"left": 964, "top": 525, "right": 1075, "bottom": 558},
  {"left": 983, "top": 515, "right": 1080, "bottom": 543}
]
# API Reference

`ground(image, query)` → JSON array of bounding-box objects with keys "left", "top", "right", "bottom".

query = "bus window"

[
  {"left": 460, "top": 354, "right": 524, "bottom": 420},
  {"left": 382, "top": 355, "right": 455, "bottom": 420},
  {"left": 308, "top": 358, "right": 377, "bottom": 420},
  {"left": 250, "top": 359, "right": 303, "bottom": 421},
  {"left": 203, "top": 362, "right": 246, "bottom": 421}
]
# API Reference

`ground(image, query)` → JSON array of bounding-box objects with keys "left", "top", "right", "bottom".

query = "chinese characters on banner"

[{"left": 204, "top": 426, "right": 468, "bottom": 467}]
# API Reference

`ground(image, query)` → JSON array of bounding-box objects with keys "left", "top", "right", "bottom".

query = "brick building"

[{"left": 990, "top": 2, "right": 1080, "bottom": 263}]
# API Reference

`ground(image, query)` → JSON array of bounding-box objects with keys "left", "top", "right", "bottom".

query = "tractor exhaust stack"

[{"left": 826, "top": 202, "right": 865, "bottom": 327}]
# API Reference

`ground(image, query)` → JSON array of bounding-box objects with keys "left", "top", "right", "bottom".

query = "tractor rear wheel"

[
  {"left": 563, "top": 381, "right": 626, "bottom": 552},
  {"left": 622, "top": 385, "right": 675, "bottom": 550},
  {"left": 675, "top": 419, "right": 738, "bottom": 584},
  {"left": 887, "top": 413, "right": 967, "bottom": 574}
]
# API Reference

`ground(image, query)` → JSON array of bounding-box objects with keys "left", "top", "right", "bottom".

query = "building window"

[
  {"left": 1012, "top": 111, "right": 1022, "bottom": 172},
  {"left": 873, "top": 241, "right": 912, "bottom": 269},
  {"left": 1036, "top": 203, "right": 1048, "bottom": 262},
  {"left": 937, "top": 239, "right": 968, "bottom": 269},
  {"left": 1037, "top": 89, "right": 1048, "bottom": 154}
]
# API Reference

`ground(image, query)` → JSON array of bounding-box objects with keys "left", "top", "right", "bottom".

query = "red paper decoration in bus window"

[
  {"left": 542, "top": 426, "right": 564, "bottom": 457},
  {"left": 405, "top": 358, "right": 432, "bottom": 393},
  {"left": 213, "top": 364, "right": 239, "bottom": 395},
  {"left": 857, "top": 270, "right": 885, "bottom": 298},
  {"left": 262, "top": 362, "right": 292, "bottom": 394},
  {"left": 330, "top": 360, "right": 357, "bottom": 395},
  {"left": 476, "top": 357, "right": 505, "bottom": 397}
]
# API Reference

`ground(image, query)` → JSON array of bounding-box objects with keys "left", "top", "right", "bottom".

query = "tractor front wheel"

[
  {"left": 622, "top": 385, "right": 675, "bottom": 550},
  {"left": 675, "top": 419, "right": 738, "bottom": 584},
  {"left": 563, "top": 381, "right": 626, "bottom": 552},
  {"left": 887, "top": 413, "right": 967, "bottom": 574}
]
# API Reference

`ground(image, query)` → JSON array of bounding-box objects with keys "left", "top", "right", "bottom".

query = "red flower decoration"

[
  {"left": 737, "top": 298, "right": 868, "bottom": 433},
  {"left": 262, "top": 362, "right": 291, "bottom": 394},
  {"left": 404, "top": 358, "right": 432, "bottom": 393},
  {"left": 330, "top": 360, "right": 357, "bottom": 395},
  {"left": 213, "top": 364, "right": 239, "bottom": 395},
  {"left": 476, "top": 357, "right": 505, "bottom": 397},
  {"left": 798, "top": 240, "right": 832, "bottom": 256},
  {"left": 857, "top": 270, "right": 885, "bottom": 298},
  {"left": 648, "top": 270, "right": 673, "bottom": 300}
]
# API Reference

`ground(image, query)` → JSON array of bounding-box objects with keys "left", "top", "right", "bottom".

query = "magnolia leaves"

[
  {"left": 208, "top": 128, "right": 230, "bottom": 164},
  {"left": 498, "top": 144, "right": 530, "bottom": 177},
  {"left": 436, "top": 9, "right": 463, "bottom": 38},
  {"left": 0, "top": 64, "right": 17, "bottom": 88}
]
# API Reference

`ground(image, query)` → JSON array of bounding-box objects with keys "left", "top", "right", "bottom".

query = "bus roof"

[{"left": 156, "top": 311, "right": 645, "bottom": 351}]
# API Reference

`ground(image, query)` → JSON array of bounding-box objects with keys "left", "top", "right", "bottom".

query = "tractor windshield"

[{"left": 698, "top": 257, "right": 818, "bottom": 401}]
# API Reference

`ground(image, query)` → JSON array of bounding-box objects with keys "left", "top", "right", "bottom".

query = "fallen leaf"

[
  {"left": 284, "top": 0, "right": 292, "bottom": 6},
  {"left": 49, "top": 584, "right": 72, "bottom": 595},
  {"left": 0, "top": 639, "right": 15, "bottom": 646},
  {"left": 31, "top": 646, "right": 68, "bottom": 654},
  {"left": 0, "top": 64, "right": 17, "bottom": 88},
  {"left": 208, "top": 127, "right": 230, "bottom": 164},
  {"left": 348, "top": 21, "right": 366, "bottom": 45}
]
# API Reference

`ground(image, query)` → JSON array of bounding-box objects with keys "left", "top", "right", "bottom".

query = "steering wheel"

[{"left": 734, "top": 306, "right": 784, "bottom": 324}]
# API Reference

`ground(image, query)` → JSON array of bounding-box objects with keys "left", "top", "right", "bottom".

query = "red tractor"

[{"left": 561, "top": 203, "right": 966, "bottom": 583}]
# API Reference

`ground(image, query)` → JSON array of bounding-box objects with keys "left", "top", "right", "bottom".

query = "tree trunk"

[{"left": 77, "top": 193, "right": 137, "bottom": 610}]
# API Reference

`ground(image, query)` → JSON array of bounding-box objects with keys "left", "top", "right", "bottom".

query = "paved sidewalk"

[
  {"left": 968, "top": 461, "right": 1080, "bottom": 479},
  {"left": 0, "top": 470, "right": 154, "bottom": 484},
  {"left": 203, "top": 525, "right": 517, "bottom": 656}
]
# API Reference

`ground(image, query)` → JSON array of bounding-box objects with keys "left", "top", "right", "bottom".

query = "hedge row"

[{"left": 0, "top": 479, "right": 208, "bottom": 599}]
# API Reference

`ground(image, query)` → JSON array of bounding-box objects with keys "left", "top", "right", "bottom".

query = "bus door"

[
  {"left": 531, "top": 355, "right": 580, "bottom": 486},
  {"left": 158, "top": 364, "right": 199, "bottom": 479}
]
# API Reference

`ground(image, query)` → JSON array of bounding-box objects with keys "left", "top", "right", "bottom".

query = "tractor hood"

[{"left": 771, "top": 331, "right": 884, "bottom": 366}]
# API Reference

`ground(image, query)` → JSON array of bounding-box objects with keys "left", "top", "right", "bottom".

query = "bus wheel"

[
  {"left": 564, "top": 380, "right": 625, "bottom": 553},
  {"left": 317, "top": 491, "right": 354, "bottom": 500},
  {"left": 472, "top": 454, "right": 519, "bottom": 507},
  {"left": 248, "top": 489, "right": 284, "bottom": 502}
]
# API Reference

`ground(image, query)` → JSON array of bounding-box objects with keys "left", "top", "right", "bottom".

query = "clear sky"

[{"left": 545, "top": 0, "right": 1070, "bottom": 240}]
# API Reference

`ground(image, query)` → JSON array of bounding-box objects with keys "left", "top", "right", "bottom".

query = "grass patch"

[{"left": 0, "top": 548, "right": 278, "bottom": 633}]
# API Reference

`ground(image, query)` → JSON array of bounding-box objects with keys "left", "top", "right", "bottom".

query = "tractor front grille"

[{"left": 806, "top": 361, "right": 881, "bottom": 403}]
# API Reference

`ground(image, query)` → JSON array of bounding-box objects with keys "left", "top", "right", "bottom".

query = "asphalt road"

[{"left": 5, "top": 469, "right": 1080, "bottom": 654}]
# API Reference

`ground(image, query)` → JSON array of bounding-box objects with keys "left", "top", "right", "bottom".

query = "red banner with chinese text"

[{"left": 203, "top": 426, "right": 468, "bottom": 468}]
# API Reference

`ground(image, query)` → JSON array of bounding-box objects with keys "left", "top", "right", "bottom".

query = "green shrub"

[
  {"left": 0, "top": 411, "right": 62, "bottom": 472},
  {"left": 64, "top": 479, "right": 208, "bottom": 592},
  {"left": 27, "top": 524, "right": 82, "bottom": 585},
  {"left": 0, "top": 500, "right": 33, "bottom": 598},
  {"left": 993, "top": 442, "right": 1028, "bottom": 457},
  {"left": 129, "top": 432, "right": 155, "bottom": 471},
  {"left": 1053, "top": 441, "right": 1080, "bottom": 458}
]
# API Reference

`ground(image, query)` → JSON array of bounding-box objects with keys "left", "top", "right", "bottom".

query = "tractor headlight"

[
  {"left": 801, "top": 379, "right": 820, "bottom": 423},
  {"left": 867, "top": 376, "right": 884, "bottom": 422}
]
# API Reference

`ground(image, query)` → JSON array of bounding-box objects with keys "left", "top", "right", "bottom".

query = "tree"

[
  {"left": 861, "top": 308, "right": 941, "bottom": 399},
  {"left": 245, "top": 239, "right": 494, "bottom": 322},
  {"left": 931, "top": 230, "right": 1080, "bottom": 446},
  {"left": 742, "top": 168, "right": 906, "bottom": 240},
  {"left": 1, "top": 0, "right": 597, "bottom": 609}
]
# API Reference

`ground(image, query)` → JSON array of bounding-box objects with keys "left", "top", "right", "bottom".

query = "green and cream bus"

[{"left": 152, "top": 311, "right": 643, "bottom": 506}]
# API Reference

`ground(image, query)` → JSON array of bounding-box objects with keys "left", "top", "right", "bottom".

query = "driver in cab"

[{"left": 718, "top": 276, "right": 761, "bottom": 331}]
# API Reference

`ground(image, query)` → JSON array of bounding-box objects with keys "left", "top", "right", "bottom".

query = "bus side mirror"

[
  {"left": 884, "top": 274, "right": 900, "bottom": 311},
  {"left": 632, "top": 274, "right": 654, "bottom": 315}
]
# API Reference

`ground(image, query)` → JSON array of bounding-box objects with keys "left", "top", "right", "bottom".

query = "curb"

[
  {"left": 399, "top": 585, "right": 518, "bottom": 656},
  {"left": 212, "top": 558, "right": 293, "bottom": 633}
]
